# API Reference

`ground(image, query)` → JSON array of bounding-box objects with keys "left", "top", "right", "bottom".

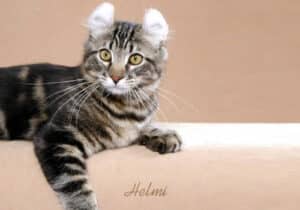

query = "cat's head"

[{"left": 81, "top": 2, "right": 169, "bottom": 96}]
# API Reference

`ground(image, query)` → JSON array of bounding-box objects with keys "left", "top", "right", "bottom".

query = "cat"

[{"left": 0, "top": 2, "right": 182, "bottom": 210}]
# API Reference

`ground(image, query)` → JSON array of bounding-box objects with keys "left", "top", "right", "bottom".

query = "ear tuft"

[
  {"left": 88, "top": 2, "right": 114, "bottom": 38},
  {"left": 142, "top": 8, "right": 169, "bottom": 47}
]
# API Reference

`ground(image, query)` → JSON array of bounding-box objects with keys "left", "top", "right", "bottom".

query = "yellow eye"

[
  {"left": 99, "top": 49, "right": 112, "bottom": 62},
  {"left": 129, "top": 54, "right": 143, "bottom": 65}
]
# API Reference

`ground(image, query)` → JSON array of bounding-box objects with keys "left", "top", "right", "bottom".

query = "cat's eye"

[
  {"left": 128, "top": 53, "right": 144, "bottom": 65},
  {"left": 99, "top": 49, "right": 112, "bottom": 62}
]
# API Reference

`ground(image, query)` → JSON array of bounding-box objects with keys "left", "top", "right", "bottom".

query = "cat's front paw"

[{"left": 140, "top": 129, "right": 182, "bottom": 154}]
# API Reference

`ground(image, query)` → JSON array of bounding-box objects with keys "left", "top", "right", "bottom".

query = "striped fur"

[{"left": 0, "top": 3, "right": 181, "bottom": 210}]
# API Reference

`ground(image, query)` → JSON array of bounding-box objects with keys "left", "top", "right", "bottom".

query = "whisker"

[
  {"left": 133, "top": 90, "right": 147, "bottom": 111},
  {"left": 49, "top": 82, "right": 97, "bottom": 124},
  {"left": 70, "top": 82, "right": 99, "bottom": 125},
  {"left": 157, "top": 92, "right": 180, "bottom": 112},
  {"left": 68, "top": 88, "right": 89, "bottom": 124},
  {"left": 156, "top": 106, "right": 169, "bottom": 123},
  {"left": 23, "top": 78, "right": 85, "bottom": 85},
  {"left": 69, "top": 82, "right": 100, "bottom": 125},
  {"left": 74, "top": 83, "right": 101, "bottom": 127},
  {"left": 47, "top": 82, "right": 88, "bottom": 107},
  {"left": 139, "top": 89, "right": 168, "bottom": 122},
  {"left": 46, "top": 82, "right": 87, "bottom": 101},
  {"left": 158, "top": 87, "right": 200, "bottom": 113}
]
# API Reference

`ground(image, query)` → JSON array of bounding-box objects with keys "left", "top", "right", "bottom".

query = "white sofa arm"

[{"left": 0, "top": 123, "right": 299, "bottom": 210}]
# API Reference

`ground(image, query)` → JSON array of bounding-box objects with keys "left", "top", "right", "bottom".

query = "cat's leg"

[
  {"left": 34, "top": 123, "right": 98, "bottom": 210},
  {"left": 137, "top": 126, "right": 182, "bottom": 154}
]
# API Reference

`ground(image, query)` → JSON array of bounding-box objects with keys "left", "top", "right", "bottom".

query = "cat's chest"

[
  {"left": 109, "top": 118, "right": 150, "bottom": 147},
  {"left": 83, "top": 98, "right": 154, "bottom": 148}
]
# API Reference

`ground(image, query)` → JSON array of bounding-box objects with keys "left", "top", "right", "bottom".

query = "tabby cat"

[{"left": 0, "top": 3, "right": 182, "bottom": 210}]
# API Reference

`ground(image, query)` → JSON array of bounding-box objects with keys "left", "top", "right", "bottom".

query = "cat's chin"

[{"left": 105, "top": 87, "right": 129, "bottom": 96}]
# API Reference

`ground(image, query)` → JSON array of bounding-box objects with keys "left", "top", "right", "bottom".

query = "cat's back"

[
  {"left": 0, "top": 63, "right": 81, "bottom": 104},
  {"left": 0, "top": 63, "right": 80, "bottom": 83},
  {"left": 0, "top": 63, "right": 81, "bottom": 139}
]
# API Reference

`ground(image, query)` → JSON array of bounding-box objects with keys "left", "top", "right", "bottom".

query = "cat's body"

[
  {"left": 0, "top": 63, "right": 153, "bottom": 148},
  {"left": 0, "top": 64, "right": 80, "bottom": 139},
  {"left": 0, "top": 3, "right": 182, "bottom": 210}
]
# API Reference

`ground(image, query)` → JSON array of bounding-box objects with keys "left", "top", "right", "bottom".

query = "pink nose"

[{"left": 111, "top": 75, "right": 122, "bottom": 84}]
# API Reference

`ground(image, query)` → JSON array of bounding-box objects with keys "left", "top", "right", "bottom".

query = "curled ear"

[
  {"left": 87, "top": 2, "right": 114, "bottom": 38},
  {"left": 142, "top": 8, "right": 169, "bottom": 47}
]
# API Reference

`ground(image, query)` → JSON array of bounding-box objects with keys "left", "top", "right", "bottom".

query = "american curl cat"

[{"left": 0, "top": 3, "right": 182, "bottom": 210}]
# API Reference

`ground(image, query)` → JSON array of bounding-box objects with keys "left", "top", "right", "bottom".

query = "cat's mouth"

[
  {"left": 100, "top": 77, "right": 132, "bottom": 95},
  {"left": 106, "top": 85, "right": 129, "bottom": 95}
]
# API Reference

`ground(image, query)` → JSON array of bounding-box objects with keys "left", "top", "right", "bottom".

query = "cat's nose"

[{"left": 111, "top": 75, "right": 123, "bottom": 84}]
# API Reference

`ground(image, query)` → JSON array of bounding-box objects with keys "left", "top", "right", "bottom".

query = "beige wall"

[{"left": 0, "top": 0, "right": 300, "bottom": 122}]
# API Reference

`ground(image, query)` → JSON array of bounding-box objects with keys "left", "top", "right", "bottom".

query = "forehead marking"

[
  {"left": 124, "top": 26, "right": 135, "bottom": 49},
  {"left": 111, "top": 22, "right": 136, "bottom": 50}
]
